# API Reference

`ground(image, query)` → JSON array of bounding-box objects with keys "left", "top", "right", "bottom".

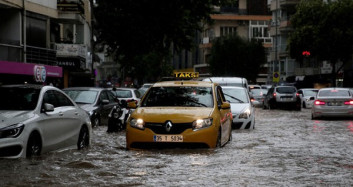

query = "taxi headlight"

[
  {"left": 239, "top": 108, "right": 251, "bottom": 119},
  {"left": 0, "top": 124, "right": 25, "bottom": 139},
  {"left": 192, "top": 118, "right": 213, "bottom": 131},
  {"left": 130, "top": 118, "right": 145, "bottom": 130}
]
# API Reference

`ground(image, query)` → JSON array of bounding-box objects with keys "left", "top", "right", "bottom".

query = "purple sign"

[{"left": 0, "top": 61, "right": 62, "bottom": 78}]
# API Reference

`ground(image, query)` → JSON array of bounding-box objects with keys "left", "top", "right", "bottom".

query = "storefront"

[{"left": 0, "top": 61, "right": 63, "bottom": 87}]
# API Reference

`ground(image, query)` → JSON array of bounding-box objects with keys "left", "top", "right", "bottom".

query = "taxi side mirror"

[
  {"left": 220, "top": 102, "right": 231, "bottom": 110},
  {"left": 127, "top": 101, "right": 137, "bottom": 109}
]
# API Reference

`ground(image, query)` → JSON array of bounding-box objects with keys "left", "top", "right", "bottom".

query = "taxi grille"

[{"left": 145, "top": 122, "right": 192, "bottom": 134}]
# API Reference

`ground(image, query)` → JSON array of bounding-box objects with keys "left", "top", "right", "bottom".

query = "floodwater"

[{"left": 1, "top": 108, "right": 353, "bottom": 186}]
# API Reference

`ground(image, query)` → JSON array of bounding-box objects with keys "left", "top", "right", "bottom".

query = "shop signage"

[{"left": 34, "top": 65, "right": 46, "bottom": 82}]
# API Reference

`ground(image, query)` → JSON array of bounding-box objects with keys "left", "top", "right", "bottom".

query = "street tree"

[
  {"left": 208, "top": 34, "right": 267, "bottom": 83},
  {"left": 288, "top": 0, "right": 353, "bottom": 86},
  {"left": 93, "top": 0, "right": 220, "bottom": 82}
]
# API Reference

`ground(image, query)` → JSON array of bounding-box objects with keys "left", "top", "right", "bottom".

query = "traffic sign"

[{"left": 273, "top": 72, "right": 280, "bottom": 83}]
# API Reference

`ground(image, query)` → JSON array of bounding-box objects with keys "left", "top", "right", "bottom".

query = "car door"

[
  {"left": 39, "top": 90, "right": 81, "bottom": 152},
  {"left": 216, "top": 86, "right": 232, "bottom": 145},
  {"left": 99, "top": 90, "right": 118, "bottom": 125}
]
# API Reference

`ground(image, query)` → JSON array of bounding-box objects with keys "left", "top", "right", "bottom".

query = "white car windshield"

[
  {"left": 141, "top": 86, "right": 213, "bottom": 107},
  {"left": 0, "top": 87, "right": 40, "bottom": 110},
  {"left": 64, "top": 90, "right": 98, "bottom": 104},
  {"left": 222, "top": 88, "right": 249, "bottom": 103},
  {"left": 303, "top": 90, "right": 318, "bottom": 97}
]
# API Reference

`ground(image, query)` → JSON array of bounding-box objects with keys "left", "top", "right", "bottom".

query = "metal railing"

[{"left": 26, "top": 45, "right": 57, "bottom": 66}]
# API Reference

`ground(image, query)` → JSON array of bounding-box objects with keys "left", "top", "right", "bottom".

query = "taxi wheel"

[
  {"left": 216, "top": 129, "right": 222, "bottom": 148},
  {"left": 26, "top": 132, "right": 42, "bottom": 158},
  {"left": 303, "top": 102, "right": 307, "bottom": 109},
  {"left": 77, "top": 126, "right": 90, "bottom": 150}
]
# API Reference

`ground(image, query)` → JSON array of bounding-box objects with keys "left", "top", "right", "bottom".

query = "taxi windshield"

[{"left": 141, "top": 86, "right": 213, "bottom": 107}]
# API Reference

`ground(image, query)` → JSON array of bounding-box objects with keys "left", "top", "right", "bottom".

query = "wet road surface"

[{"left": 1, "top": 108, "right": 353, "bottom": 186}]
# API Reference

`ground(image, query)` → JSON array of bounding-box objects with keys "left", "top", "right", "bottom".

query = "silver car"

[
  {"left": 222, "top": 86, "right": 255, "bottom": 129},
  {"left": 263, "top": 85, "right": 301, "bottom": 110},
  {"left": 0, "top": 84, "right": 92, "bottom": 158},
  {"left": 311, "top": 87, "right": 353, "bottom": 119}
]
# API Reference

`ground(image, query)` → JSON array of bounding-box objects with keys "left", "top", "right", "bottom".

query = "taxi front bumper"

[{"left": 126, "top": 124, "right": 219, "bottom": 149}]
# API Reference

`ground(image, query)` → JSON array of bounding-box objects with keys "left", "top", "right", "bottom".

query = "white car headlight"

[
  {"left": 130, "top": 118, "right": 145, "bottom": 130},
  {"left": 192, "top": 118, "right": 213, "bottom": 131},
  {"left": 0, "top": 124, "right": 25, "bottom": 139},
  {"left": 239, "top": 108, "right": 251, "bottom": 119}
]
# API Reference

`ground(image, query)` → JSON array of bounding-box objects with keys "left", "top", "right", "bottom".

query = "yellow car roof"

[{"left": 153, "top": 81, "right": 215, "bottom": 87}]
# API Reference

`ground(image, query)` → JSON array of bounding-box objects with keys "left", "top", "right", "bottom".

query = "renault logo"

[{"left": 165, "top": 121, "right": 173, "bottom": 132}]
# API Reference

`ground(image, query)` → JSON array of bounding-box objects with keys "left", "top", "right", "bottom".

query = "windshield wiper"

[
  {"left": 224, "top": 93, "right": 244, "bottom": 103},
  {"left": 186, "top": 100, "right": 208, "bottom": 107}
]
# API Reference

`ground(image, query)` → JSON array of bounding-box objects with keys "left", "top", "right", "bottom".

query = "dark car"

[
  {"left": 263, "top": 85, "right": 301, "bottom": 110},
  {"left": 63, "top": 87, "right": 119, "bottom": 127}
]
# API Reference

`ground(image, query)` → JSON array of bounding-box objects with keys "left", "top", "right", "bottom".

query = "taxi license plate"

[{"left": 153, "top": 135, "right": 183, "bottom": 142}]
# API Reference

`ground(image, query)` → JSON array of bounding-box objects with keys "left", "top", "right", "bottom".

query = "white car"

[
  {"left": 110, "top": 88, "right": 142, "bottom": 126},
  {"left": 222, "top": 86, "right": 255, "bottom": 129},
  {"left": 0, "top": 84, "right": 92, "bottom": 158},
  {"left": 297, "top": 88, "right": 318, "bottom": 108},
  {"left": 312, "top": 87, "right": 353, "bottom": 119}
]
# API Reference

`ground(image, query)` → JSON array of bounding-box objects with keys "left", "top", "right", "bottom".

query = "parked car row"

[{"left": 0, "top": 84, "right": 145, "bottom": 158}]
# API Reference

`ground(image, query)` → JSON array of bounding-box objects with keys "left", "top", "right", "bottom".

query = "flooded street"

[{"left": 1, "top": 108, "right": 353, "bottom": 186}]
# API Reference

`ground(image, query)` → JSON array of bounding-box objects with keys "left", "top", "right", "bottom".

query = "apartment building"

[
  {"left": 0, "top": 0, "right": 93, "bottom": 88},
  {"left": 196, "top": 0, "right": 272, "bottom": 83}
]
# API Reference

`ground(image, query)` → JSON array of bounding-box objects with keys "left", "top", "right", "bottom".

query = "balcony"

[
  {"left": 279, "top": 20, "right": 293, "bottom": 33},
  {"left": 26, "top": 46, "right": 57, "bottom": 66},
  {"left": 55, "top": 43, "right": 87, "bottom": 58},
  {"left": 57, "top": 0, "right": 84, "bottom": 15}
]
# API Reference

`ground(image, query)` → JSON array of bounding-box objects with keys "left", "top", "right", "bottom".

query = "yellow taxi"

[{"left": 126, "top": 72, "right": 233, "bottom": 149}]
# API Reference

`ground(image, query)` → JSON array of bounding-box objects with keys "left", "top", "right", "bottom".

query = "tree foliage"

[
  {"left": 94, "top": 0, "right": 219, "bottom": 62},
  {"left": 208, "top": 34, "right": 267, "bottom": 83},
  {"left": 288, "top": 0, "right": 353, "bottom": 78}
]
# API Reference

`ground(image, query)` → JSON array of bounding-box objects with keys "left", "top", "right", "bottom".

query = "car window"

[
  {"left": 319, "top": 90, "right": 351, "bottom": 97},
  {"left": 134, "top": 90, "right": 141, "bottom": 98},
  {"left": 64, "top": 90, "right": 98, "bottom": 104},
  {"left": 43, "top": 90, "right": 59, "bottom": 108},
  {"left": 99, "top": 91, "right": 108, "bottom": 101},
  {"left": 107, "top": 91, "right": 116, "bottom": 103},
  {"left": 0, "top": 87, "right": 40, "bottom": 110},
  {"left": 54, "top": 91, "right": 74, "bottom": 107},
  {"left": 115, "top": 90, "right": 133, "bottom": 98},
  {"left": 141, "top": 86, "right": 213, "bottom": 107},
  {"left": 251, "top": 89, "right": 267, "bottom": 96},
  {"left": 216, "top": 87, "right": 224, "bottom": 106},
  {"left": 276, "top": 87, "right": 296, "bottom": 93}
]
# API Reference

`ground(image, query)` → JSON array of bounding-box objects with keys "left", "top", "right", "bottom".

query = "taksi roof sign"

[{"left": 174, "top": 72, "right": 199, "bottom": 78}]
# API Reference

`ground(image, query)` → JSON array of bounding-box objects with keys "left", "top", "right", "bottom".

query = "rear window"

[
  {"left": 115, "top": 90, "right": 133, "bottom": 98},
  {"left": 276, "top": 87, "right": 296, "bottom": 94},
  {"left": 318, "top": 89, "right": 351, "bottom": 97}
]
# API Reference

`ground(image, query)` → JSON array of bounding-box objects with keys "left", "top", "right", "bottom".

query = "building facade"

[
  {"left": 0, "top": 0, "right": 93, "bottom": 88},
  {"left": 197, "top": 0, "right": 272, "bottom": 83}
]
